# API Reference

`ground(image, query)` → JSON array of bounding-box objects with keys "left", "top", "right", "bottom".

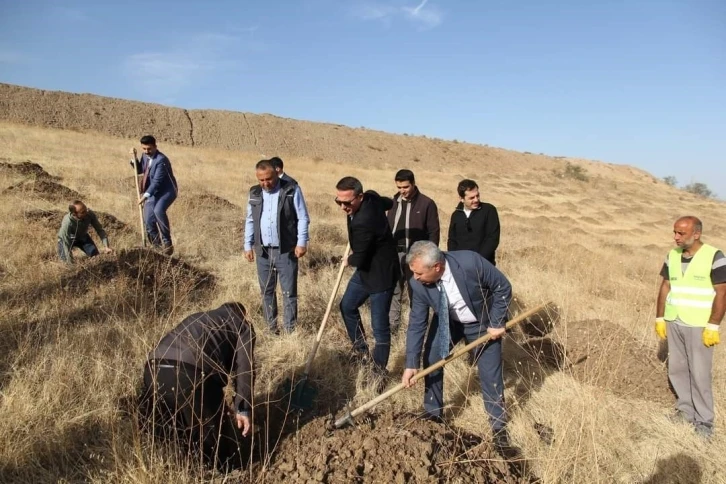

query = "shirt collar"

[{"left": 439, "top": 261, "right": 453, "bottom": 285}]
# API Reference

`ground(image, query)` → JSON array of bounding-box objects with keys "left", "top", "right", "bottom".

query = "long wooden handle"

[
  {"left": 336, "top": 303, "right": 548, "bottom": 427},
  {"left": 131, "top": 158, "right": 147, "bottom": 247},
  {"left": 302, "top": 243, "right": 351, "bottom": 376}
]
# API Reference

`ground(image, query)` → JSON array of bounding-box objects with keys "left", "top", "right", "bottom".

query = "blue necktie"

[{"left": 437, "top": 281, "right": 451, "bottom": 359}]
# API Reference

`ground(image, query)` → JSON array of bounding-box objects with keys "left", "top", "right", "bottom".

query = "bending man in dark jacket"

[
  {"left": 336, "top": 176, "right": 400, "bottom": 375},
  {"left": 140, "top": 302, "right": 255, "bottom": 471},
  {"left": 402, "top": 241, "right": 513, "bottom": 454},
  {"left": 386, "top": 169, "right": 440, "bottom": 333},
  {"left": 447, "top": 179, "right": 500, "bottom": 265}
]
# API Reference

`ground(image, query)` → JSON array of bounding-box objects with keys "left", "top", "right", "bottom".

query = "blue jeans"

[
  {"left": 144, "top": 191, "right": 176, "bottom": 246},
  {"left": 255, "top": 247, "right": 298, "bottom": 332},
  {"left": 57, "top": 236, "right": 99, "bottom": 262},
  {"left": 423, "top": 316, "right": 507, "bottom": 431},
  {"left": 339, "top": 270, "right": 394, "bottom": 369}
]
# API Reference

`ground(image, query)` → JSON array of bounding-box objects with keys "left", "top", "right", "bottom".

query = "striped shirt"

[{"left": 659, "top": 249, "right": 726, "bottom": 285}]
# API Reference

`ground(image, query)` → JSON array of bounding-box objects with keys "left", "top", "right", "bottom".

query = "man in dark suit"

[
  {"left": 401, "top": 241, "right": 513, "bottom": 453},
  {"left": 140, "top": 302, "right": 255, "bottom": 471},
  {"left": 447, "top": 179, "right": 500, "bottom": 265},
  {"left": 336, "top": 176, "right": 400, "bottom": 376},
  {"left": 130, "top": 135, "right": 178, "bottom": 255},
  {"left": 270, "top": 156, "right": 297, "bottom": 185}
]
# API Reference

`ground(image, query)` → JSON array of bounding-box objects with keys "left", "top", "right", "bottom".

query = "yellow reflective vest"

[{"left": 664, "top": 243, "right": 718, "bottom": 327}]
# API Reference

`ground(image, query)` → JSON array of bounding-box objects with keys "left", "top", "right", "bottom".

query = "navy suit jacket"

[
  {"left": 136, "top": 151, "right": 178, "bottom": 198},
  {"left": 405, "top": 250, "right": 512, "bottom": 368}
]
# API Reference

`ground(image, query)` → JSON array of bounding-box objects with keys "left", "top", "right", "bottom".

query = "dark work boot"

[{"left": 162, "top": 243, "right": 174, "bottom": 256}]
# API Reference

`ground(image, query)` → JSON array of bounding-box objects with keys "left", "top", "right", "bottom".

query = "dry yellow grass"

[{"left": 0, "top": 121, "right": 725, "bottom": 483}]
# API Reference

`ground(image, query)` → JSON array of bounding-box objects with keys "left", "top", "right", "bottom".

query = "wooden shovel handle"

[
  {"left": 302, "top": 243, "right": 351, "bottom": 376},
  {"left": 336, "top": 303, "right": 550, "bottom": 427}
]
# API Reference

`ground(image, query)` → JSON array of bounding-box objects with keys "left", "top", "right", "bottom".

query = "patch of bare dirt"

[
  {"left": 197, "top": 193, "right": 239, "bottom": 210},
  {"left": 5, "top": 179, "right": 82, "bottom": 202},
  {"left": 3, "top": 248, "right": 215, "bottom": 316},
  {"left": 257, "top": 412, "right": 537, "bottom": 483},
  {"left": 562, "top": 319, "right": 673, "bottom": 405},
  {"left": 0, "top": 160, "right": 56, "bottom": 179},
  {"left": 24, "top": 209, "right": 129, "bottom": 232}
]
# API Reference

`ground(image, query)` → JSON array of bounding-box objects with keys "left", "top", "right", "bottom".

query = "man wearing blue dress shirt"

[{"left": 244, "top": 159, "right": 310, "bottom": 333}]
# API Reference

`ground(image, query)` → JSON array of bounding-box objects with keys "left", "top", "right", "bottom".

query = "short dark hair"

[
  {"left": 256, "top": 159, "right": 274, "bottom": 171},
  {"left": 336, "top": 176, "right": 363, "bottom": 196},
  {"left": 140, "top": 135, "right": 156, "bottom": 145},
  {"left": 457, "top": 179, "right": 479, "bottom": 198},
  {"left": 69, "top": 200, "right": 86, "bottom": 214},
  {"left": 269, "top": 157, "right": 283, "bottom": 170},
  {"left": 395, "top": 169, "right": 415, "bottom": 184}
]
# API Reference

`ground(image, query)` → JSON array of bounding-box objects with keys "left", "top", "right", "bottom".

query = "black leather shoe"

[{"left": 493, "top": 429, "right": 521, "bottom": 459}]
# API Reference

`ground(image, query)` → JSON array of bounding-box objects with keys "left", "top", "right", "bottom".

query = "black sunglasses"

[{"left": 334, "top": 197, "right": 357, "bottom": 207}]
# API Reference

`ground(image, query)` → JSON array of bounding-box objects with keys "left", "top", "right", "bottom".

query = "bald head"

[
  {"left": 673, "top": 216, "right": 703, "bottom": 251},
  {"left": 676, "top": 216, "right": 702, "bottom": 233}
]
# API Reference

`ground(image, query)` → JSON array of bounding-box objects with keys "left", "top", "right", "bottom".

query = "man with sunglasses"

[
  {"left": 447, "top": 179, "right": 500, "bottom": 266},
  {"left": 335, "top": 176, "right": 400, "bottom": 386},
  {"left": 244, "top": 159, "right": 310, "bottom": 334}
]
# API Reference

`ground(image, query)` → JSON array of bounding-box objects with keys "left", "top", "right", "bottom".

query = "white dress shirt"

[{"left": 439, "top": 261, "right": 477, "bottom": 323}]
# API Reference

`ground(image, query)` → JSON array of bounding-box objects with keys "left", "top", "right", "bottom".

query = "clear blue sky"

[{"left": 1, "top": 0, "right": 724, "bottom": 196}]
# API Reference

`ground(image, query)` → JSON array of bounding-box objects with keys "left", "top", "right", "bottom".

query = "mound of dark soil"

[
  {"left": 259, "top": 412, "right": 536, "bottom": 483},
  {"left": 5, "top": 179, "right": 81, "bottom": 202},
  {"left": 562, "top": 319, "right": 673, "bottom": 404},
  {"left": 24, "top": 209, "right": 129, "bottom": 232},
  {"left": 0, "top": 160, "right": 56, "bottom": 179},
  {"left": 58, "top": 248, "right": 215, "bottom": 315},
  {"left": 197, "top": 193, "right": 239, "bottom": 210}
]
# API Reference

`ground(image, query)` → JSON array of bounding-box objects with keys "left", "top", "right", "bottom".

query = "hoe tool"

[{"left": 334, "top": 303, "right": 550, "bottom": 428}]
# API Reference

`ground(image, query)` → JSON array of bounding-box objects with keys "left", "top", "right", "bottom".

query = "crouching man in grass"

[
  {"left": 139, "top": 302, "right": 256, "bottom": 472},
  {"left": 57, "top": 200, "right": 113, "bottom": 263}
]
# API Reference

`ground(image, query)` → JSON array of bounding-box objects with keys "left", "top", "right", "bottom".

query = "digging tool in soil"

[
  {"left": 130, "top": 154, "right": 147, "bottom": 247},
  {"left": 334, "top": 303, "right": 549, "bottom": 428},
  {"left": 285, "top": 243, "right": 350, "bottom": 411}
]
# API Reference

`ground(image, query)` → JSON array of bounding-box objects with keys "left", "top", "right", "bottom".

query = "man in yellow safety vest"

[{"left": 655, "top": 216, "right": 726, "bottom": 438}]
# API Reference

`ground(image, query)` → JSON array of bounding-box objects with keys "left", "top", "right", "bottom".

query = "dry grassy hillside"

[
  {"left": 0, "top": 112, "right": 725, "bottom": 483},
  {"left": 1, "top": 82, "right": 665, "bottom": 184}
]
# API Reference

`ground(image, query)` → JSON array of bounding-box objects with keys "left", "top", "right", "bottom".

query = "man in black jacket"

[
  {"left": 386, "top": 169, "right": 440, "bottom": 333},
  {"left": 447, "top": 179, "right": 500, "bottom": 265},
  {"left": 336, "top": 176, "right": 400, "bottom": 374},
  {"left": 140, "top": 302, "right": 255, "bottom": 471}
]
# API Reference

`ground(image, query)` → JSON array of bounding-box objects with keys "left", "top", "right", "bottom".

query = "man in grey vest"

[{"left": 244, "top": 159, "right": 310, "bottom": 333}]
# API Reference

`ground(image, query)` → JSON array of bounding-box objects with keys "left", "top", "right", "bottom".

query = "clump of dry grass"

[{"left": 0, "top": 122, "right": 725, "bottom": 483}]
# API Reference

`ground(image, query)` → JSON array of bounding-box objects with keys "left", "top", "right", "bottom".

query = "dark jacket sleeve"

[
  {"left": 447, "top": 212, "right": 458, "bottom": 251},
  {"left": 233, "top": 322, "right": 256, "bottom": 413},
  {"left": 405, "top": 283, "right": 432, "bottom": 368},
  {"left": 475, "top": 254, "right": 511, "bottom": 328},
  {"left": 347, "top": 221, "right": 376, "bottom": 268},
  {"left": 480, "top": 206, "right": 500, "bottom": 262},
  {"left": 130, "top": 157, "right": 143, "bottom": 174},
  {"left": 427, "top": 200, "right": 440, "bottom": 246}
]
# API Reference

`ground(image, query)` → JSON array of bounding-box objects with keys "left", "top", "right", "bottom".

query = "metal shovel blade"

[{"left": 282, "top": 375, "right": 318, "bottom": 411}]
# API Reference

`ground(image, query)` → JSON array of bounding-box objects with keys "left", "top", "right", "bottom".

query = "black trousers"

[{"left": 140, "top": 360, "right": 247, "bottom": 471}]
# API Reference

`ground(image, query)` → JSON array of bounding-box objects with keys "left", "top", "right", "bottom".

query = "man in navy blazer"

[
  {"left": 130, "top": 135, "right": 178, "bottom": 255},
  {"left": 402, "top": 241, "right": 513, "bottom": 452}
]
